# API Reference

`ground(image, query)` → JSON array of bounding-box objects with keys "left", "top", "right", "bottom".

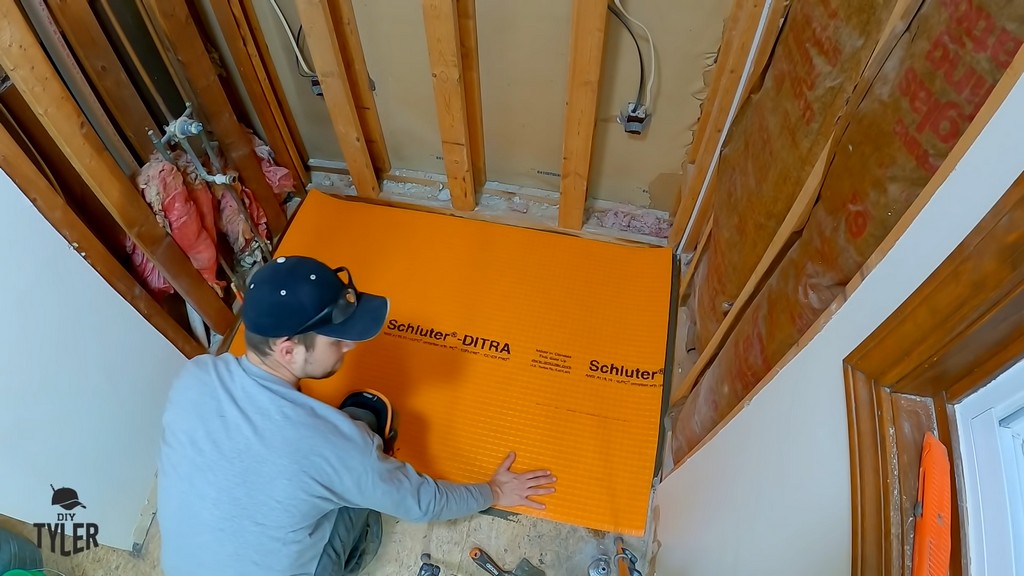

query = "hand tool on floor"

[
  {"left": 417, "top": 553, "right": 441, "bottom": 576},
  {"left": 469, "top": 546, "right": 545, "bottom": 576},
  {"left": 613, "top": 537, "right": 643, "bottom": 576},
  {"left": 588, "top": 555, "right": 611, "bottom": 576},
  {"left": 588, "top": 537, "right": 644, "bottom": 576}
]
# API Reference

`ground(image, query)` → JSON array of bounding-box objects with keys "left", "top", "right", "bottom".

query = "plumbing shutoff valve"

[
  {"left": 169, "top": 116, "right": 203, "bottom": 139},
  {"left": 618, "top": 102, "right": 651, "bottom": 135}
]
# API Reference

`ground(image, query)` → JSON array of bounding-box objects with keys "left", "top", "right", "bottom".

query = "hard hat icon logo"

[{"left": 50, "top": 484, "right": 87, "bottom": 511}]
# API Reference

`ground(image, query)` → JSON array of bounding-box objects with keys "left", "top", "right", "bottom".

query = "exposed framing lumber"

[
  {"left": 207, "top": 0, "right": 308, "bottom": 193},
  {"left": 309, "top": 160, "right": 668, "bottom": 248},
  {"left": 236, "top": 0, "right": 308, "bottom": 170},
  {"left": 423, "top": 0, "right": 477, "bottom": 211},
  {"left": 0, "top": 81, "right": 127, "bottom": 258},
  {"left": 670, "top": 0, "right": 767, "bottom": 250},
  {"left": 0, "top": 0, "right": 236, "bottom": 335},
  {"left": 295, "top": 0, "right": 380, "bottom": 198},
  {"left": 133, "top": 0, "right": 192, "bottom": 106},
  {"left": 93, "top": 0, "right": 174, "bottom": 122},
  {"left": 332, "top": 0, "right": 389, "bottom": 174},
  {"left": 676, "top": 213, "right": 713, "bottom": 307},
  {"left": 22, "top": 0, "right": 138, "bottom": 175},
  {"left": 48, "top": 0, "right": 159, "bottom": 161},
  {"left": 0, "top": 121, "right": 204, "bottom": 358},
  {"left": 457, "top": 0, "right": 485, "bottom": 190},
  {"left": 671, "top": 0, "right": 931, "bottom": 404},
  {"left": 675, "top": 171, "right": 718, "bottom": 308},
  {"left": 670, "top": 144, "right": 828, "bottom": 404},
  {"left": 229, "top": 0, "right": 309, "bottom": 191},
  {"left": 558, "top": 0, "right": 608, "bottom": 230},
  {"left": 133, "top": 0, "right": 272, "bottom": 260},
  {"left": 740, "top": 0, "right": 791, "bottom": 104},
  {"left": 141, "top": 0, "right": 287, "bottom": 237},
  {"left": 665, "top": 44, "right": 1024, "bottom": 479},
  {"left": 687, "top": 2, "right": 744, "bottom": 166}
]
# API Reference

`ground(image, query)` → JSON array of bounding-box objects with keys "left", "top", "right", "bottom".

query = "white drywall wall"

[
  {"left": 653, "top": 76, "right": 1024, "bottom": 575},
  {"left": 0, "top": 170, "right": 186, "bottom": 550}
]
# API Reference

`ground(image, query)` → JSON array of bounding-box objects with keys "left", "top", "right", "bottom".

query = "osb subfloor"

[{"left": 1, "top": 511, "right": 648, "bottom": 575}]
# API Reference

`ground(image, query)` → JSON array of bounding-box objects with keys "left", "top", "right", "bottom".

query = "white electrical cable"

[
  {"left": 270, "top": 0, "right": 315, "bottom": 77},
  {"left": 614, "top": 0, "right": 656, "bottom": 111}
]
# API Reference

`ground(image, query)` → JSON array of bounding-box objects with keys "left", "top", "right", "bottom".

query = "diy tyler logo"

[{"left": 33, "top": 484, "right": 100, "bottom": 556}]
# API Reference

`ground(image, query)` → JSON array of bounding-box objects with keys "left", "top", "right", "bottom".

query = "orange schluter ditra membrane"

[{"left": 229, "top": 190, "right": 673, "bottom": 535}]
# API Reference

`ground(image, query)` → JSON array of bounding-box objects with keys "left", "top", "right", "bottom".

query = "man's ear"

[{"left": 273, "top": 337, "right": 298, "bottom": 362}]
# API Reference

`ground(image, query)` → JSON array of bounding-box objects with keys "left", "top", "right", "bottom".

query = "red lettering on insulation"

[
  {"left": 845, "top": 194, "right": 869, "bottom": 240},
  {"left": 806, "top": 2, "right": 842, "bottom": 67},
  {"left": 893, "top": 0, "right": 1021, "bottom": 167},
  {"left": 897, "top": 67, "right": 964, "bottom": 145},
  {"left": 990, "top": 27, "right": 1024, "bottom": 71},
  {"left": 938, "top": 0, "right": 1024, "bottom": 69}
]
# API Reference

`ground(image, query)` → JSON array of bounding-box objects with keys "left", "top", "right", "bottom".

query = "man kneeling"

[{"left": 157, "top": 256, "right": 556, "bottom": 575}]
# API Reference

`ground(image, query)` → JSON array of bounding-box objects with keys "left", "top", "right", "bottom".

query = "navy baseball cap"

[{"left": 241, "top": 255, "right": 389, "bottom": 342}]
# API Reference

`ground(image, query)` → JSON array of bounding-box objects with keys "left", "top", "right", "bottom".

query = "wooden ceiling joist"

[
  {"left": 0, "top": 0, "right": 235, "bottom": 335},
  {"left": 670, "top": 144, "right": 827, "bottom": 404},
  {"left": 208, "top": 0, "right": 309, "bottom": 193},
  {"left": 133, "top": 0, "right": 192, "bottom": 111},
  {"left": 742, "top": 0, "right": 791, "bottom": 104},
  {"left": 669, "top": 0, "right": 768, "bottom": 251},
  {"left": 423, "top": 0, "right": 479, "bottom": 211},
  {"left": 48, "top": 0, "right": 159, "bottom": 162},
  {"left": 295, "top": 0, "right": 380, "bottom": 199},
  {"left": 558, "top": 0, "right": 609, "bottom": 230},
  {"left": 22, "top": 0, "right": 138, "bottom": 175},
  {"left": 93, "top": 0, "right": 173, "bottom": 122},
  {"left": 142, "top": 0, "right": 288, "bottom": 238},
  {"left": 670, "top": 0, "right": 930, "bottom": 403},
  {"left": 0, "top": 121, "right": 204, "bottom": 358}
]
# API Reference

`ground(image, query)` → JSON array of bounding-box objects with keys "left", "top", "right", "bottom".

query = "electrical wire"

[
  {"left": 612, "top": 0, "right": 657, "bottom": 111},
  {"left": 296, "top": 26, "right": 316, "bottom": 78},
  {"left": 609, "top": 3, "right": 644, "bottom": 112},
  {"left": 270, "top": 0, "right": 315, "bottom": 77}
]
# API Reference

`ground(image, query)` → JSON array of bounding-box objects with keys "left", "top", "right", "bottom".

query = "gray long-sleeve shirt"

[{"left": 157, "top": 353, "right": 492, "bottom": 575}]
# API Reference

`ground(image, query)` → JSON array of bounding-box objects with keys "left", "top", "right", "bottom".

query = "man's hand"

[{"left": 487, "top": 452, "right": 556, "bottom": 510}]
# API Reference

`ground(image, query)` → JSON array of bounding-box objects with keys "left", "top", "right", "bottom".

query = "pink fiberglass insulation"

[
  {"left": 133, "top": 154, "right": 224, "bottom": 297},
  {"left": 215, "top": 183, "right": 269, "bottom": 255},
  {"left": 171, "top": 151, "right": 219, "bottom": 253},
  {"left": 248, "top": 129, "right": 294, "bottom": 200},
  {"left": 205, "top": 142, "right": 271, "bottom": 255},
  {"left": 590, "top": 209, "right": 671, "bottom": 238},
  {"left": 126, "top": 237, "right": 173, "bottom": 298}
]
